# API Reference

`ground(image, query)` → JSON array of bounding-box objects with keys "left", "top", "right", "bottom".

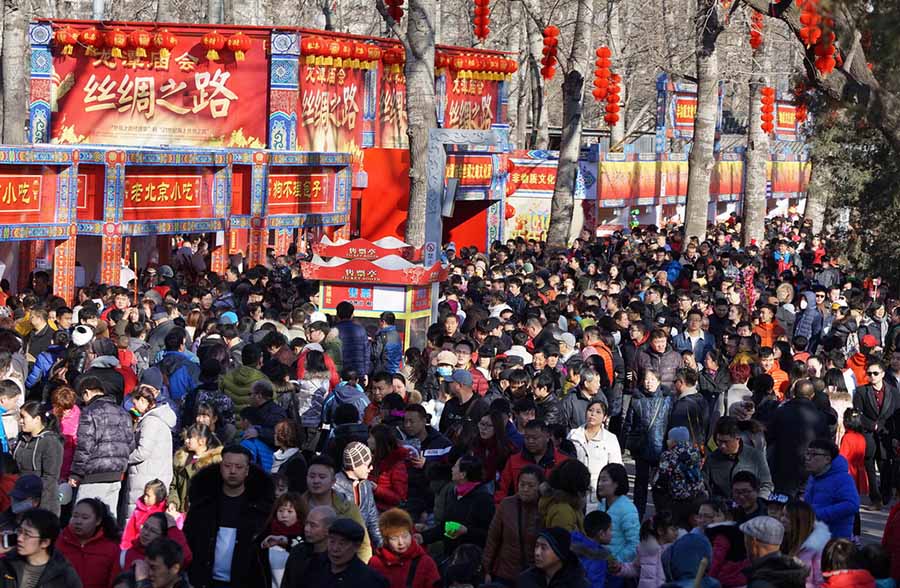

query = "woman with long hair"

[
  {"left": 194, "top": 400, "right": 236, "bottom": 444},
  {"left": 368, "top": 423, "right": 409, "bottom": 512},
  {"left": 50, "top": 386, "right": 80, "bottom": 483},
  {"left": 125, "top": 385, "right": 174, "bottom": 519},
  {"left": 286, "top": 349, "right": 330, "bottom": 453},
  {"left": 472, "top": 411, "right": 516, "bottom": 488},
  {"left": 568, "top": 399, "right": 623, "bottom": 510},
  {"left": 825, "top": 368, "right": 852, "bottom": 442},
  {"left": 271, "top": 419, "right": 307, "bottom": 493},
  {"left": 13, "top": 401, "right": 63, "bottom": 515},
  {"left": 0, "top": 508, "right": 81, "bottom": 587},
  {"left": 780, "top": 501, "right": 832, "bottom": 588},
  {"left": 167, "top": 423, "right": 222, "bottom": 515},
  {"left": 56, "top": 498, "right": 121, "bottom": 588}
]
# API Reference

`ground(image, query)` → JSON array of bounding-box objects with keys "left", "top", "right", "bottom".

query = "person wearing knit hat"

[
  {"left": 518, "top": 527, "right": 589, "bottom": 588},
  {"left": 333, "top": 442, "right": 382, "bottom": 549},
  {"left": 368, "top": 508, "right": 441, "bottom": 588}
]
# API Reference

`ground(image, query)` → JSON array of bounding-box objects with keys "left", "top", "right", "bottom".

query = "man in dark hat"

[
  {"left": 303, "top": 518, "right": 388, "bottom": 587},
  {"left": 518, "top": 527, "right": 589, "bottom": 587}
]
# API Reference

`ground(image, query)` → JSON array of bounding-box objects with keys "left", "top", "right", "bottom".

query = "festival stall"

[{"left": 304, "top": 237, "right": 444, "bottom": 349}]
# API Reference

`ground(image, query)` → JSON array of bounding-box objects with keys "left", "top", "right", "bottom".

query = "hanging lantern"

[
  {"left": 153, "top": 29, "right": 178, "bottom": 58},
  {"left": 80, "top": 26, "right": 102, "bottom": 49},
  {"left": 750, "top": 12, "right": 764, "bottom": 50},
  {"left": 128, "top": 29, "right": 152, "bottom": 58},
  {"left": 386, "top": 0, "right": 404, "bottom": 22},
  {"left": 227, "top": 32, "right": 251, "bottom": 61},
  {"left": 105, "top": 28, "right": 128, "bottom": 59},
  {"left": 540, "top": 25, "right": 559, "bottom": 80},
  {"left": 54, "top": 26, "right": 79, "bottom": 56},
  {"left": 473, "top": 0, "right": 490, "bottom": 40},
  {"left": 504, "top": 202, "right": 516, "bottom": 219},
  {"left": 201, "top": 30, "right": 226, "bottom": 61},
  {"left": 796, "top": 103, "right": 808, "bottom": 123},
  {"left": 593, "top": 46, "right": 612, "bottom": 103},
  {"left": 604, "top": 113, "right": 620, "bottom": 125}
]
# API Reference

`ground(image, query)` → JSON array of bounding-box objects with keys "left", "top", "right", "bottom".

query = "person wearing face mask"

[
  {"left": 367, "top": 508, "right": 441, "bottom": 588},
  {"left": 794, "top": 291, "right": 824, "bottom": 353},
  {"left": 6, "top": 475, "right": 43, "bottom": 519}
]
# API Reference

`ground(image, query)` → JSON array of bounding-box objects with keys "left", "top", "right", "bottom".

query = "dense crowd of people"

[{"left": 0, "top": 216, "right": 898, "bottom": 587}]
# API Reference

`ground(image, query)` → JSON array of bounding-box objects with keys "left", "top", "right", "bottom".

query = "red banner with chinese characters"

[
  {"left": 0, "top": 169, "right": 58, "bottom": 224},
  {"left": 507, "top": 160, "right": 557, "bottom": 193},
  {"left": 673, "top": 94, "right": 697, "bottom": 132},
  {"left": 267, "top": 170, "right": 333, "bottom": 214},
  {"left": 51, "top": 25, "right": 268, "bottom": 147},
  {"left": 322, "top": 283, "right": 374, "bottom": 311},
  {"left": 444, "top": 72, "right": 498, "bottom": 130},
  {"left": 379, "top": 71, "right": 408, "bottom": 149},
  {"left": 776, "top": 102, "right": 798, "bottom": 138},
  {"left": 123, "top": 172, "right": 212, "bottom": 220},
  {"left": 298, "top": 63, "right": 365, "bottom": 154},
  {"left": 446, "top": 154, "right": 494, "bottom": 187}
]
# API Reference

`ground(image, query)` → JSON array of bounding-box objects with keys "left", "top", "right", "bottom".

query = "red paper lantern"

[
  {"left": 749, "top": 12, "right": 764, "bottom": 50},
  {"left": 153, "top": 29, "right": 178, "bottom": 58},
  {"left": 504, "top": 202, "right": 516, "bottom": 219},
  {"left": 604, "top": 113, "right": 620, "bottom": 125},
  {"left": 105, "top": 28, "right": 128, "bottom": 59},
  {"left": 596, "top": 46, "right": 611, "bottom": 58},
  {"left": 386, "top": 0, "right": 404, "bottom": 22},
  {"left": 128, "top": 29, "right": 152, "bottom": 58},
  {"left": 605, "top": 103, "right": 620, "bottom": 114},
  {"left": 80, "top": 27, "right": 103, "bottom": 49},
  {"left": 201, "top": 30, "right": 226, "bottom": 61},
  {"left": 540, "top": 25, "right": 559, "bottom": 80},
  {"left": 227, "top": 32, "right": 251, "bottom": 61},
  {"left": 54, "top": 26, "right": 79, "bottom": 56},
  {"left": 473, "top": 0, "right": 491, "bottom": 40}
]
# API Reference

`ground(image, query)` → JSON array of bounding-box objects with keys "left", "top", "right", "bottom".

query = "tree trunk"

[
  {"left": 207, "top": 0, "right": 222, "bottom": 23},
  {"left": 2, "top": 0, "right": 27, "bottom": 144},
  {"left": 684, "top": 0, "right": 722, "bottom": 242},
  {"left": 525, "top": 14, "right": 548, "bottom": 149},
  {"left": 741, "top": 36, "right": 770, "bottom": 246},
  {"left": 607, "top": 0, "right": 626, "bottom": 146},
  {"left": 663, "top": 0, "right": 681, "bottom": 73},
  {"left": 546, "top": 0, "right": 593, "bottom": 249},
  {"left": 156, "top": 0, "right": 176, "bottom": 24},
  {"left": 515, "top": 61, "right": 530, "bottom": 149},
  {"left": 505, "top": 2, "right": 525, "bottom": 148},
  {"left": 804, "top": 159, "right": 829, "bottom": 233},
  {"left": 402, "top": 0, "right": 437, "bottom": 247}
]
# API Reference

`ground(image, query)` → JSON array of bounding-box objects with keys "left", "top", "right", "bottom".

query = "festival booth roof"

[
  {"left": 313, "top": 236, "right": 421, "bottom": 261},
  {"left": 302, "top": 240, "right": 446, "bottom": 286}
]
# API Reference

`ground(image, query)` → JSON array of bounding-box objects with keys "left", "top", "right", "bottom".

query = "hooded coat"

[
  {"left": 793, "top": 291, "right": 824, "bottom": 351},
  {"left": 183, "top": 463, "right": 275, "bottom": 588},
  {"left": 157, "top": 350, "right": 201, "bottom": 402},
  {"left": 12, "top": 427, "right": 63, "bottom": 515},
  {"left": 568, "top": 425, "right": 623, "bottom": 510},
  {"left": 220, "top": 365, "right": 269, "bottom": 414},
  {"left": 370, "top": 445, "right": 409, "bottom": 512},
  {"left": 167, "top": 445, "right": 224, "bottom": 513},
  {"left": 69, "top": 394, "right": 135, "bottom": 484},
  {"left": 804, "top": 455, "right": 860, "bottom": 538},
  {"left": 56, "top": 526, "right": 121, "bottom": 588},
  {"left": 661, "top": 532, "right": 722, "bottom": 588},
  {"left": 126, "top": 403, "right": 176, "bottom": 515}
]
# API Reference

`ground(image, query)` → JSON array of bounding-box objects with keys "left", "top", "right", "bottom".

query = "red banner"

[
  {"left": 446, "top": 155, "right": 494, "bottom": 187},
  {"left": 0, "top": 169, "right": 58, "bottom": 224},
  {"left": 508, "top": 160, "right": 557, "bottom": 193},
  {"left": 0, "top": 175, "right": 41, "bottom": 213},
  {"left": 267, "top": 171, "right": 332, "bottom": 214},
  {"left": 673, "top": 94, "right": 697, "bottom": 132},
  {"left": 51, "top": 25, "right": 268, "bottom": 147},
  {"left": 123, "top": 173, "right": 211, "bottom": 220},
  {"left": 297, "top": 63, "right": 365, "bottom": 153},
  {"left": 411, "top": 286, "right": 431, "bottom": 312},
  {"left": 301, "top": 259, "right": 447, "bottom": 285},
  {"left": 444, "top": 72, "right": 498, "bottom": 130},
  {"left": 323, "top": 283, "right": 374, "bottom": 310},
  {"left": 379, "top": 71, "right": 408, "bottom": 149},
  {"left": 776, "top": 103, "right": 798, "bottom": 138}
]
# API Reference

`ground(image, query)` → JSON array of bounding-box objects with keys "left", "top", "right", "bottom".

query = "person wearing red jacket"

[
  {"left": 368, "top": 508, "right": 441, "bottom": 588},
  {"left": 494, "top": 419, "right": 569, "bottom": 504},
  {"left": 883, "top": 501, "right": 900, "bottom": 581},
  {"left": 56, "top": 498, "right": 122, "bottom": 588},
  {"left": 296, "top": 342, "right": 340, "bottom": 389},
  {"left": 369, "top": 424, "right": 409, "bottom": 512},
  {"left": 121, "top": 511, "right": 193, "bottom": 570}
]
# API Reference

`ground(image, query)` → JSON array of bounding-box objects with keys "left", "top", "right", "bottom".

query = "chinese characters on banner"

[
  {"left": 267, "top": 172, "right": 332, "bottom": 214},
  {"left": 323, "top": 283, "right": 374, "bottom": 310},
  {"left": 51, "top": 27, "right": 268, "bottom": 147},
  {"left": 673, "top": 94, "right": 697, "bottom": 133},
  {"left": 507, "top": 161, "right": 557, "bottom": 192},
  {"left": 444, "top": 72, "right": 497, "bottom": 130},
  {"left": 123, "top": 174, "right": 206, "bottom": 220},
  {"left": 775, "top": 103, "right": 798, "bottom": 138},
  {"left": 297, "top": 64, "right": 365, "bottom": 153},
  {"left": 445, "top": 155, "right": 493, "bottom": 187},
  {"left": 0, "top": 176, "right": 41, "bottom": 212},
  {"left": 379, "top": 71, "right": 408, "bottom": 149}
]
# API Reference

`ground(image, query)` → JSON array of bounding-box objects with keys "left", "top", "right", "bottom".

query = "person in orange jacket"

[
  {"left": 753, "top": 304, "right": 786, "bottom": 349},
  {"left": 760, "top": 347, "right": 789, "bottom": 401}
]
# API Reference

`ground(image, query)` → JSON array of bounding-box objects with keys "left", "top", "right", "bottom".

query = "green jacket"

[{"left": 220, "top": 366, "right": 269, "bottom": 414}]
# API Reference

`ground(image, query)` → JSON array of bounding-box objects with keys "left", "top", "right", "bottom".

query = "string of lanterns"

[
  {"left": 759, "top": 86, "right": 775, "bottom": 134},
  {"left": 385, "top": 0, "right": 404, "bottom": 22},
  {"left": 797, "top": 0, "right": 839, "bottom": 77},
  {"left": 749, "top": 12, "right": 764, "bottom": 50},
  {"left": 300, "top": 37, "right": 384, "bottom": 70},
  {"left": 540, "top": 26, "right": 559, "bottom": 80},
  {"left": 473, "top": 0, "right": 490, "bottom": 40},
  {"left": 52, "top": 25, "right": 252, "bottom": 63}
]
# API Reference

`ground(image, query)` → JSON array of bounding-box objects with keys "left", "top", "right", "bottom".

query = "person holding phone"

[{"left": 0, "top": 507, "right": 82, "bottom": 588}]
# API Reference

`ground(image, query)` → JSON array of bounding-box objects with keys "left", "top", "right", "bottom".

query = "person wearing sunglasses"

[{"left": 852, "top": 360, "right": 899, "bottom": 511}]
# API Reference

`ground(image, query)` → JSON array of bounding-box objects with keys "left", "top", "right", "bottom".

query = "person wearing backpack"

[{"left": 368, "top": 508, "right": 441, "bottom": 588}]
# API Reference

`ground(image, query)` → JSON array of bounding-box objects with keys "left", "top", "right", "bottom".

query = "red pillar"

[
  {"left": 17, "top": 241, "right": 40, "bottom": 292},
  {"left": 100, "top": 231, "right": 123, "bottom": 286},
  {"left": 52, "top": 236, "right": 77, "bottom": 305}
]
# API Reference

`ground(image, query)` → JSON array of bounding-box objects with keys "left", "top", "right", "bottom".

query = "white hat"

[
  {"left": 309, "top": 311, "right": 328, "bottom": 324},
  {"left": 71, "top": 325, "right": 94, "bottom": 347}
]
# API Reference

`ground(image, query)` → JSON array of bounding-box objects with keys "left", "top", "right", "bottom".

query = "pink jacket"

[
  {"left": 59, "top": 405, "right": 80, "bottom": 480},
  {"left": 618, "top": 537, "right": 666, "bottom": 588},
  {"left": 795, "top": 521, "right": 830, "bottom": 588}
]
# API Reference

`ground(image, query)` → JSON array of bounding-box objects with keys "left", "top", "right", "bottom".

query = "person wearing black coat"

[
  {"left": 698, "top": 353, "right": 730, "bottom": 433},
  {"left": 667, "top": 368, "right": 710, "bottom": 446},
  {"left": 766, "top": 380, "right": 828, "bottom": 498},
  {"left": 517, "top": 527, "right": 590, "bottom": 588},
  {"left": 0, "top": 549, "right": 82, "bottom": 588},
  {"left": 13, "top": 418, "right": 64, "bottom": 516},
  {"left": 534, "top": 373, "right": 565, "bottom": 428},
  {"left": 183, "top": 446, "right": 275, "bottom": 588},
  {"left": 852, "top": 360, "right": 900, "bottom": 508},
  {"left": 420, "top": 455, "right": 495, "bottom": 554}
]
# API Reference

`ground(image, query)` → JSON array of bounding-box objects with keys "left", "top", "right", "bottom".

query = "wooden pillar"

[
  {"left": 273, "top": 229, "right": 292, "bottom": 256},
  {"left": 52, "top": 236, "right": 77, "bottom": 305},
  {"left": 100, "top": 229, "right": 122, "bottom": 286},
  {"left": 247, "top": 218, "right": 267, "bottom": 269}
]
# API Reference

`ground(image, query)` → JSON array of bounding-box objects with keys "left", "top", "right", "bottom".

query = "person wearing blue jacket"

[
  {"left": 25, "top": 330, "right": 69, "bottom": 393},
  {"left": 571, "top": 511, "right": 612, "bottom": 587},
  {"left": 335, "top": 301, "right": 372, "bottom": 377},
  {"left": 793, "top": 290, "right": 824, "bottom": 352},
  {"left": 157, "top": 329, "right": 201, "bottom": 402},
  {"left": 371, "top": 312, "right": 403, "bottom": 375},
  {"left": 804, "top": 438, "right": 860, "bottom": 538}
]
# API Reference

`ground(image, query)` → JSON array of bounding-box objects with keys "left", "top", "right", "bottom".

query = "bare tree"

[
  {"left": 684, "top": 0, "right": 725, "bottom": 241},
  {"left": 742, "top": 16, "right": 769, "bottom": 246},
  {"left": 545, "top": 0, "right": 594, "bottom": 249},
  {"left": 2, "top": 0, "right": 27, "bottom": 144}
]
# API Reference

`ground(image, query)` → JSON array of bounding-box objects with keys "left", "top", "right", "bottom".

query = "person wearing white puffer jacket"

[{"left": 568, "top": 397, "right": 622, "bottom": 510}]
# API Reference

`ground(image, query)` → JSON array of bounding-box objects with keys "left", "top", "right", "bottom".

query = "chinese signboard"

[
  {"left": 444, "top": 71, "right": 498, "bottom": 130},
  {"left": 123, "top": 173, "right": 210, "bottom": 220},
  {"left": 0, "top": 175, "right": 41, "bottom": 213},
  {"left": 507, "top": 160, "right": 557, "bottom": 193},
  {"left": 267, "top": 172, "right": 332, "bottom": 214},
  {"left": 775, "top": 102, "right": 798, "bottom": 140},
  {"left": 297, "top": 64, "right": 365, "bottom": 153},
  {"left": 51, "top": 26, "right": 268, "bottom": 147},
  {"left": 379, "top": 71, "right": 408, "bottom": 149},
  {"left": 445, "top": 155, "right": 494, "bottom": 187},
  {"left": 673, "top": 94, "right": 697, "bottom": 134},
  {"left": 323, "top": 283, "right": 374, "bottom": 310}
]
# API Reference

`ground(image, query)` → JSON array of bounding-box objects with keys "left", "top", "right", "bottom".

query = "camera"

[{"left": 2, "top": 533, "right": 17, "bottom": 549}]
